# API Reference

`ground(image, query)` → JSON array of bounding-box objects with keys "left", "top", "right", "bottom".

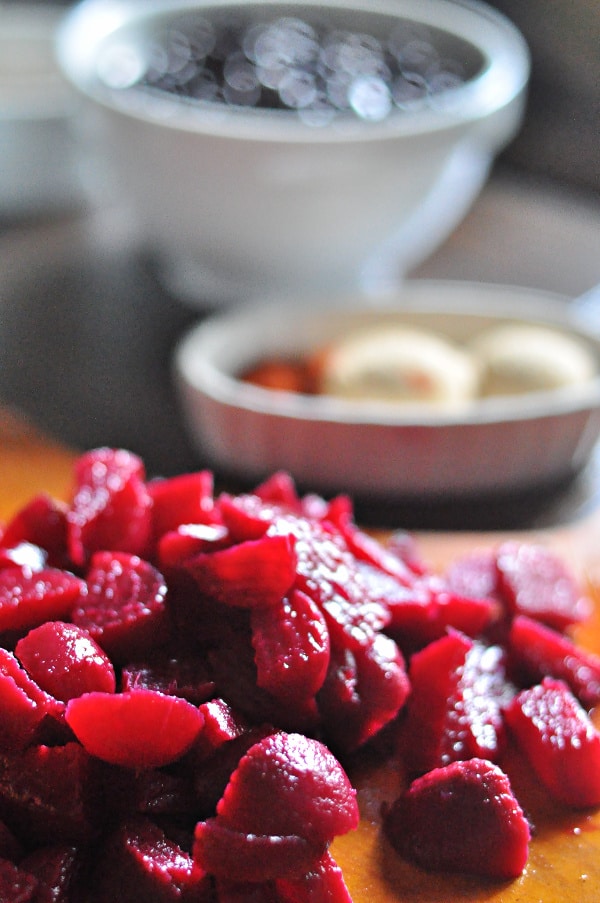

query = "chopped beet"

[
  {"left": 122, "top": 655, "right": 215, "bottom": 706},
  {"left": 402, "top": 631, "right": 513, "bottom": 775},
  {"left": 276, "top": 850, "right": 353, "bottom": 903},
  {"left": 385, "top": 573, "right": 496, "bottom": 652},
  {"left": 251, "top": 589, "right": 330, "bottom": 703},
  {"left": 15, "top": 621, "right": 116, "bottom": 702},
  {"left": 147, "top": 470, "right": 217, "bottom": 541},
  {"left": 215, "top": 732, "right": 358, "bottom": 846},
  {"left": 72, "top": 552, "right": 169, "bottom": 663},
  {"left": 67, "top": 447, "right": 152, "bottom": 566},
  {"left": 185, "top": 533, "right": 297, "bottom": 609},
  {"left": 0, "top": 542, "right": 47, "bottom": 572},
  {"left": 19, "top": 845, "right": 83, "bottom": 903},
  {"left": 0, "top": 566, "right": 85, "bottom": 635},
  {"left": 444, "top": 548, "right": 501, "bottom": 603},
  {"left": 91, "top": 816, "right": 212, "bottom": 903},
  {"left": 0, "top": 743, "right": 107, "bottom": 846},
  {"left": 194, "top": 819, "right": 324, "bottom": 883},
  {"left": 0, "top": 494, "right": 69, "bottom": 569},
  {"left": 504, "top": 677, "right": 600, "bottom": 808},
  {"left": 0, "top": 649, "right": 65, "bottom": 752},
  {"left": 384, "top": 758, "right": 530, "bottom": 879},
  {"left": 0, "top": 858, "right": 39, "bottom": 903},
  {"left": 157, "top": 523, "right": 231, "bottom": 571},
  {"left": 496, "top": 541, "right": 591, "bottom": 630},
  {"left": 508, "top": 614, "right": 600, "bottom": 708},
  {"left": 317, "top": 633, "right": 410, "bottom": 754},
  {"left": 65, "top": 689, "right": 204, "bottom": 769}
]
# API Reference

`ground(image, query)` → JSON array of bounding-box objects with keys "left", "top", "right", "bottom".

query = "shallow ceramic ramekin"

[{"left": 174, "top": 281, "right": 600, "bottom": 499}]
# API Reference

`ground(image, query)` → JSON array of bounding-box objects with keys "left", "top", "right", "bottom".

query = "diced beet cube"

[
  {"left": 185, "top": 533, "right": 297, "bottom": 609},
  {"left": 504, "top": 677, "right": 600, "bottom": 808},
  {"left": 72, "top": 552, "right": 169, "bottom": 663},
  {"left": 121, "top": 655, "right": 215, "bottom": 706},
  {"left": 148, "top": 470, "right": 218, "bottom": 542},
  {"left": 385, "top": 573, "right": 496, "bottom": 652},
  {"left": 251, "top": 589, "right": 330, "bottom": 703},
  {"left": 19, "top": 845, "right": 83, "bottom": 903},
  {"left": 217, "top": 493, "right": 279, "bottom": 542},
  {"left": 0, "top": 494, "right": 69, "bottom": 570},
  {"left": 15, "top": 621, "right": 116, "bottom": 702},
  {"left": 496, "top": 541, "right": 591, "bottom": 630},
  {"left": 0, "top": 858, "right": 39, "bottom": 903},
  {"left": 195, "top": 699, "right": 248, "bottom": 753},
  {"left": 0, "top": 649, "right": 65, "bottom": 752},
  {"left": 0, "top": 542, "right": 47, "bottom": 572},
  {"left": 0, "top": 566, "right": 85, "bottom": 635},
  {"left": 402, "top": 631, "right": 512, "bottom": 775},
  {"left": 193, "top": 819, "right": 325, "bottom": 883},
  {"left": 317, "top": 633, "right": 410, "bottom": 753},
  {"left": 215, "top": 732, "right": 358, "bottom": 847},
  {"left": 157, "top": 523, "right": 230, "bottom": 571},
  {"left": 253, "top": 471, "right": 302, "bottom": 511},
  {"left": 0, "top": 743, "right": 106, "bottom": 846},
  {"left": 444, "top": 548, "right": 501, "bottom": 603},
  {"left": 65, "top": 688, "right": 204, "bottom": 768},
  {"left": 67, "top": 447, "right": 152, "bottom": 567},
  {"left": 384, "top": 758, "right": 530, "bottom": 879},
  {"left": 276, "top": 850, "right": 353, "bottom": 903},
  {"left": 508, "top": 615, "right": 600, "bottom": 708},
  {"left": 91, "top": 816, "right": 212, "bottom": 903}
]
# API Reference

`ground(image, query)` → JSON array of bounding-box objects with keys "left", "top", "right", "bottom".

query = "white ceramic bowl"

[
  {"left": 174, "top": 281, "right": 600, "bottom": 499},
  {"left": 56, "top": 0, "right": 529, "bottom": 305},
  {"left": 0, "top": 5, "right": 86, "bottom": 217}
]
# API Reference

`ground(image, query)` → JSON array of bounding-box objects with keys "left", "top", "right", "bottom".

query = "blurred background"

[{"left": 0, "top": 0, "right": 598, "bottom": 528}]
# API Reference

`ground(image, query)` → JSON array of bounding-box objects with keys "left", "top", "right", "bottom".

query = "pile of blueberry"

[{"left": 98, "top": 8, "right": 477, "bottom": 123}]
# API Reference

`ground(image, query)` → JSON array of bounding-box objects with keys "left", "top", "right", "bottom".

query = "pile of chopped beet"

[{"left": 0, "top": 447, "right": 598, "bottom": 901}]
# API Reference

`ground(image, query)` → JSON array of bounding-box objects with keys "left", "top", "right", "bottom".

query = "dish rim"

[{"left": 174, "top": 279, "right": 600, "bottom": 429}]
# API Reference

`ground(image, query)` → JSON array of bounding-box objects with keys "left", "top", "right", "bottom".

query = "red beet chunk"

[
  {"left": 444, "top": 548, "right": 501, "bottom": 603},
  {"left": 496, "top": 541, "right": 591, "bottom": 630},
  {"left": 384, "top": 758, "right": 530, "bottom": 880},
  {"left": 92, "top": 816, "right": 212, "bottom": 903},
  {"left": 20, "top": 845, "right": 82, "bottom": 903},
  {"left": 67, "top": 447, "right": 152, "bottom": 566},
  {"left": 508, "top": 614, "right": 600, "bottom": 708},
  {"left": 0, "top": 649, "right": 64, "bottom": 752},
  {"left": 65, "top": 688, "right": 204, "bottom": 768},
  {"left": 385, "top": 573, "right": 496, "bottom": 652},
  {"left": 0, "top": 858, "right": 38, "bottom": 903},
  {"left": 253, "top": 471, "right": 303, "bottom": 511},
  {"left": 317, "top": 633, "right": 410, "bottom": 754},
  {"left": 157, "top": 523, "right": 230, "bottom": 571},
  {"left": 0, "top": 566, "right": 85, "bottom": 635},
  {"left": 0, "top": 542, "right": 47, "bottom": 572},
  {"left": 185, "top": 533, "right": 297, "bottom": 609},
  {"left": 15, "top": 621, "right": 116, "bottom": 702},
  {"left": 195, "top": 819, "right": 325, "bottom": 883},
  {"left": 0, "top": 743, "right": 106, "bottom": 846},
  {"left": 276, "top": 850, "right": 353, "bottom": 903},
  {"left": 122, "top": 655, "right": 215, "bottom": 706},
  {"left": 504, "top": 677, "right": 600, "bottom": 808},
  {"left": 0, "top": 494, "right": 69, "bottom": 569},
  {"left": 196, "top": 699, "right": 248, "bottom": 752},
  {"left": 251, "top": 589, "right": 330, "bottom": 703},
  {"left": 148, "top": 470, "right": 218, "bottom": 540},
  {"left": 215, "top": 732, "right": 358, "bottom": 846},
  {"left": 72, "top": 551, "right": 168, "bottom": 663},
  {"left": 402, "top": 631, "right": 512, "bottom": 775}
]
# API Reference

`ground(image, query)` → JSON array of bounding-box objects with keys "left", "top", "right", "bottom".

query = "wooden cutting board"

[{"left": 2, "top": 408, "right": 600, "bottom": 902}]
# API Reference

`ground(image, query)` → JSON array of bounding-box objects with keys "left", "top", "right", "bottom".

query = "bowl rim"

[
  {"left": 174, "top": 280, "right": 600, "bottom": 428},
  {"left": 56, "top": 0, "right": 530, "bottom": 143}
]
